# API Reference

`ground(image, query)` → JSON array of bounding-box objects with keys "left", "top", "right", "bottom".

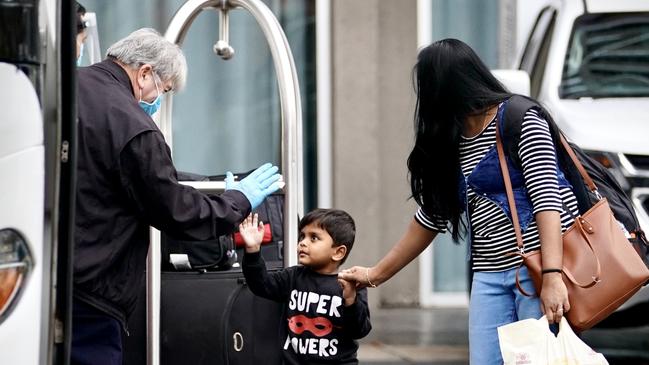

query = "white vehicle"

[
  {"left": 496, "top": 0, "right": 649, "bottom": 232},
  {"left": 495, "top": 0, "right": 649, "bottom": 360},
  {"left": 0, "top": 0, "right": 302, "bottom": 364}
]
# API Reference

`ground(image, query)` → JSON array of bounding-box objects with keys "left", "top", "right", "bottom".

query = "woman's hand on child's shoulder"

[{"left": 238, "top": 213, "right": 264, "bottom": 253}]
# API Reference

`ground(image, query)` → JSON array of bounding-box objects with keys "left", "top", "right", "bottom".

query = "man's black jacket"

[{"left": 74, "top": 59, "right": 251, "bottom": 328}]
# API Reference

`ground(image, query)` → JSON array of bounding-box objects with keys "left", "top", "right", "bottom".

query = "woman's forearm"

[
  {"left": 536, "top": 211, "right": 563, "bottom": 269},
  {"left": 372, "top": 219, "right": 437, "bottom": 284},
  {"left": 536, "top": 210, "right": 571, "bottom": 322}
]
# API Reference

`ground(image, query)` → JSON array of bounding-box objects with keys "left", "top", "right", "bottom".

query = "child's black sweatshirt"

[{"left": 243, "top": 251, "right": 371, "bottom": 364}]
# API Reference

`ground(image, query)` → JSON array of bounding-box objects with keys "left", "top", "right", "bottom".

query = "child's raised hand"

[
  {"left": 337, "top": 277, "right": 357, "bottom": 307},
  {"left": 239, "top": 213, "right": 265, "bottom": 253}
]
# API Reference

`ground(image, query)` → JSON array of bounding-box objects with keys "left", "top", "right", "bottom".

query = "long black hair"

[{"left": 408, "top": 38, "right": 511, "bottom": 241}]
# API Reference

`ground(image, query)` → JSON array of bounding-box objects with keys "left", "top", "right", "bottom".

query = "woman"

[{"left": 339, "top": 39, "right": 576, "bottom": 364}]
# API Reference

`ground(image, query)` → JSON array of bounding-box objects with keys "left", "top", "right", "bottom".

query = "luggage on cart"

[
  {"left": 162, "top": 172, "right": 285, "bottom": 272},
  {"left": 124, "top": 173, "right": 287, "bottom": 365},
  {"left": 159, "top": 270, "right": 283, "bottom": 365},
  {"left": 123, "top": 270, "right": 284, "bottom": 365}
]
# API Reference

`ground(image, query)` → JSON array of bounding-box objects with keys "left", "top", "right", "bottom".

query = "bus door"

[
  {"left": 0, "top": 1, "right": 79, "bottom": 364},
  {"left": 124, "top": 1, "right": 304, "bottom": 364}
]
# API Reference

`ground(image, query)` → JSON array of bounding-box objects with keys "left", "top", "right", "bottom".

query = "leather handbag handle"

[
  {"left": 494, "top": 112, "right": 601, "bottom": 289},
  {"left": 562, "top": 217, "right": 602, "bottom": 288},
  {"left": 513, "top": 263, "right": 535, "bottom": 296}
]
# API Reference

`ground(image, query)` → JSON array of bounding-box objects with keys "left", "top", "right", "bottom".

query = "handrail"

[{"left": 146, "top": 1, "right": 303, "bottom": 364}]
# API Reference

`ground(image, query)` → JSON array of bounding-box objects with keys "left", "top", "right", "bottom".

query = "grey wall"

[{"left": 331, "top": 0, "right": 419, "bottom": 308}]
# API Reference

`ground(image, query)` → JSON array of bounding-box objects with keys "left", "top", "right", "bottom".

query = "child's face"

[{"left": 297, "top": 223, "right": 343, "bottom": 273}]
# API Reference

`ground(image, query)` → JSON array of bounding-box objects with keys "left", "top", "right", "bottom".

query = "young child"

[{"left": 240, "top": 208, "right": 371, "bottom": 364}]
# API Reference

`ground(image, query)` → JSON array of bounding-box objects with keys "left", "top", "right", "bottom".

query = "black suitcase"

[
  {"left": 159, "top": 270, "right": 283, "bottom": 365},
  {"left": 123, "top": 270, "right": 284, "bottom": 365}
]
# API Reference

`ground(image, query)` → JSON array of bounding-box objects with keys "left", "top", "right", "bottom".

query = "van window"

[
  {"left": 519, "top": 7, "right": 556, "bottom": 98},
  {"left": 520, "top": 7, "right": 555, "bottom": 75},
  {"left": 560, "top": 13, "right": 649, "bottom": 99}
]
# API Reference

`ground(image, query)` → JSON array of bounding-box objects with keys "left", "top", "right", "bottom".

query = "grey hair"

[{"left": 107, "top": 28, "right": 187, "bottom": 91}]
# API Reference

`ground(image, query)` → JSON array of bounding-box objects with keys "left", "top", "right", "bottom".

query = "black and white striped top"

[{"left": 415, "top": 109, "right": 579, "bottom": 272}]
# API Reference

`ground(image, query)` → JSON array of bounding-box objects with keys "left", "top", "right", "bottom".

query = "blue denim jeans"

[{"left": 469, "top": 266, "right": 542, "bottom": 365}]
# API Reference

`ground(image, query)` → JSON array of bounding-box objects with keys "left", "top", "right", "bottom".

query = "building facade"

[{"left": 83, "top": 0, "right": 536, "bottom": 309}]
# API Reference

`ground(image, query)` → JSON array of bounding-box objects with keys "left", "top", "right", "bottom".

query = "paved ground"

[
  {"left": 357, "top": 307, "right": 469, "bottom": 365},
  {"left": 357, "top": 306, "right": 649, "bottom": 365}
]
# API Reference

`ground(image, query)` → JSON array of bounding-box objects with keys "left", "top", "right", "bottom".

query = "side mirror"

[{"left": 492, "top": 69, "right": 530, "bottom": 97}]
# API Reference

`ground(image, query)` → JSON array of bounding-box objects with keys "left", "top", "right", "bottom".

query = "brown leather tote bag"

[{"left": 495, "top": 121, "right": 649, "bottom": 332}]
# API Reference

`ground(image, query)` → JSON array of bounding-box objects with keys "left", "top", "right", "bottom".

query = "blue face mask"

[
  {"left": 138, "top": 73, "right": 163, "bottom": 116},
  {"left": 77, "top": 43, "right": 84, "bottom": 67}
]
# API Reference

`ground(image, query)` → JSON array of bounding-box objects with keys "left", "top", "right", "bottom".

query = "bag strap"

[
  {"left": 513, "top": 260, "right": 535, "bottom": 297},
  {"left": 557, "top": 136, "right": 598, "bottom": 194},
  {"left": 494, "top": 115, "right": 525, "bottom": 251},
  {"left": 494, "top": 103, "right": 602, "bottom": 290},
  {"left": 502, "top": 96, "right": 599, "bottom": 196},
  {"left": 495, "top": 116, "right": 536, "bottom": 295}
]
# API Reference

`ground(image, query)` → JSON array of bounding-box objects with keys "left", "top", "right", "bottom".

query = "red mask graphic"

[{"left": 287, "top": 314, "right": 335, "bottom": 337}]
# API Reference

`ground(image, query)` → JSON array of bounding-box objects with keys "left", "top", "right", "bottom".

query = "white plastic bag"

[{"left": 498, "top": 316, "right": 608, "bottom": 365}]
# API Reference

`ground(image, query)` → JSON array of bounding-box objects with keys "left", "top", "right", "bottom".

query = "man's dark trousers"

[{"left": 71, "top": 298, "right": 123, "bottom": 365}]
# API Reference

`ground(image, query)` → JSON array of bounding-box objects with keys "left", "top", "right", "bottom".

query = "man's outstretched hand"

[{"left": 225, "top": 163, "right": 282, "bottom": 210}]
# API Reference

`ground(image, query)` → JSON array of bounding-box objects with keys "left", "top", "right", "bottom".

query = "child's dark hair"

[{"left": 299, "top": 209, "right": 355, "bottom": 265}]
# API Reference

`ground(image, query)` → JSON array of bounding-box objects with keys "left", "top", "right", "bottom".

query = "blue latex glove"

[{"left": 225, "top": 163, "right": 282, "bottom": 210}]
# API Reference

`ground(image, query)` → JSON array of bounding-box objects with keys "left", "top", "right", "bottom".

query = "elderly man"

[{"left": 72, "top": 28, "right": 281, "bottom": 364}]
